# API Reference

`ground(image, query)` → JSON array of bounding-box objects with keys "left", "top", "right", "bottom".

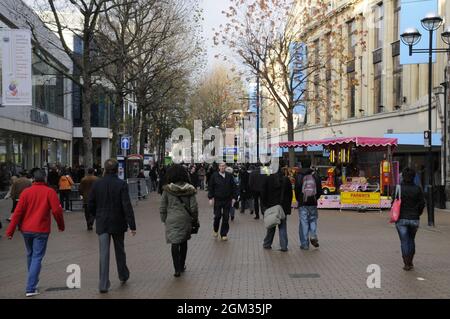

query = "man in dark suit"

[
  {"left": 88, "top": 159, "right": 137, "bottom": 293},
  {"left": 207, "top": 162, "right": 238, "bottom": 241}
]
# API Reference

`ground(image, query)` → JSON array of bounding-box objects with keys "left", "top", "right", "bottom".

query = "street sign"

[
  {"left": 424, "top": 130, "right": 431, "bottom": 148},
  {"left": 121, "top": 136, "right": 131, "bottom": 150}
]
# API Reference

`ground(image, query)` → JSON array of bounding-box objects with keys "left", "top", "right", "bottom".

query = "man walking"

[
  {"left": 88, "top": 159, "right": 137, "bottom": 293},
  {"left": 6, "top": 169, "right": 65, "bottom": 297},
  {"left": 7, "top": 171, "right": 32, "bottom": 222},
  {"left": 79, "top": 168, "right": 99, "bottom": 231},
  {"left": 208, "top": 162, "right": 238, "bottom": 241},
  {"left": 295, "top": 167, "right": 323, "bottom": 250}
]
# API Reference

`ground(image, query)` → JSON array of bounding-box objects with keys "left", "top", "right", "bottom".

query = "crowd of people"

[{"left": 1, "top": 158, "right": 425, "bottom": 297}]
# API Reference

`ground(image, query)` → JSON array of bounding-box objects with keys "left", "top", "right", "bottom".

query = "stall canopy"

[{"left": 278, "top": 137, "right": 398, "bottom": 149}]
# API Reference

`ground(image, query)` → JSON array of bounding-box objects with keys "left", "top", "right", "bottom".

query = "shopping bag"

[{"left": 389, "top": 185, "right": 401, "bottom": 223}]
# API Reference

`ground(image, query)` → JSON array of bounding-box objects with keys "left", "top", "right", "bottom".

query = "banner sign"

[
  {"left": 341, "top": 192, "right": 381, "bottom": 206},
  {"left": 1, "top": 29, "right": 32, "bottom": 106}
]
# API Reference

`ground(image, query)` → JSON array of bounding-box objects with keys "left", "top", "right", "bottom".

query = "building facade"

[
  {"left": 261, "top": 0, "right": 450, "bottom": 204},
  {"left": 0, "top": 0, "right": 72, "bottom": 182}
]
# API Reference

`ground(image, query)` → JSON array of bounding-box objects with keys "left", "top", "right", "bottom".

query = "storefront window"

[{"left": 32, "top": 53, "right": 65, "bottom": 117}]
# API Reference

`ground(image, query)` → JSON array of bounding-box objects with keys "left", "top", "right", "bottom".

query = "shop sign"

[
  {"left": 341, "top": 192, "right": 381, "bottom": 205},
  {"left": 30, "top": 109, "right": 49, "bottom": 125}
]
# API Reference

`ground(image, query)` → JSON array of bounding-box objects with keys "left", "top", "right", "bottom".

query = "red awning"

[{"left": 278, "top": 137, "right": 398, "bottom": 148}]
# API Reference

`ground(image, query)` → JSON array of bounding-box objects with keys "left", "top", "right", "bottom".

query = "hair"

[
  {"left": 104, "top": 159, "right": 119, "bottom": 174},
  {"left": 165, "top": 164, "right": 190, "bottom": 185},
  {"left": 33, "top": 169, "right": 46, "bottom": 183},
  {"left": 87, "top": 168, "right": 95, "bottom": 175},
  {"left": 402, "top": 167, "right": 416, "bottom": 184}
]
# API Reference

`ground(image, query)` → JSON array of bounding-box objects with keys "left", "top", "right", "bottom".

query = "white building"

[{"left": 0, "top": 0, "right": 72, "bottom": 177}]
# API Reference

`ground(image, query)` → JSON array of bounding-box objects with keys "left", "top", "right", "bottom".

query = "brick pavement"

[{"left": 1, "top": 191, "right": 450, "bottom": 299}]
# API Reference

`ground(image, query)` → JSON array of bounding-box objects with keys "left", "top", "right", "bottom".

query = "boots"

[{"left": 402, "top": 256, "right": 412, "bottom": 271}]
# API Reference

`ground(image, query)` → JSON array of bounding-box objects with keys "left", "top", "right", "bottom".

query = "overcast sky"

[{"left": 200, "top": 0, "right": 241, "bottom": 72}]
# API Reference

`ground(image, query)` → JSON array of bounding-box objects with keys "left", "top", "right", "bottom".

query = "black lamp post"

[{"left": 401, "top": 13, "right": 450, "bottom": 227}]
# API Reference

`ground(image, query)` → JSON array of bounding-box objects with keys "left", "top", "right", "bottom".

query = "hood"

[
  {"left": 299, "top": 168, "right": 314, "bottom": 175},
  {"left": 163, "top": 182, "right": 196, "bottom": 196}
]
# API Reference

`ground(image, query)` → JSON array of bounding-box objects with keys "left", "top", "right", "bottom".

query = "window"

[
  {"left": 374, "top": 62, "right": 383, "bottom": 113},
  {"left": 32, "top": 53, "right": 65, "bottom": 117},
  {"left": 347, "top": 19, "right": 356, "bottom": 60},
  {"left": 313, "top": 38, "right": 320, "bottom": 67},
  {"left": 374, "top": 2, "right": 384, "bottom": 50},
  {"left": 393, "top": 56, "right": 403, "bottom": 108},
  {"left": 393, "top": 0, "right": 401, "bottom": 41},
  {"left": 348, "top": 72, "right": 356, "bottom": 117},
  {"left": 314, "top": 74, "right": 320, "bottom": 123}
]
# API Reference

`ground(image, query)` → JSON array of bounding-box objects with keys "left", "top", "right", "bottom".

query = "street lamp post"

[{"left": 401, "top": 13, "right": 450, "bottom": 227}]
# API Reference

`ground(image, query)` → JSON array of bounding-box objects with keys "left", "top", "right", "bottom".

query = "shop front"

[
  {"left": 279, "top": 137, "right": 398, "bottom": 211},
  {"left": 0, "top": 128, "right": 70, "bottom": 175}
]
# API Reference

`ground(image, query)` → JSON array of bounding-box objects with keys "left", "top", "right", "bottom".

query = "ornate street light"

[
  {"left": 421, "top": 12, "right": 443, "bottom": 31},
  {"left": 400, "top": 13, "right": 450, "bottom": 227}
]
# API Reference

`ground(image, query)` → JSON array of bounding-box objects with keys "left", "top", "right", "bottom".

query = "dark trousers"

[
  {"left": 213, "top": 199, "right": 231, "bottom": 236},
  {"left": 171, "top": 241, "right": 188, "bottom": 273},
  {"left": 59, "top": 190, "right": 71, "bottom": 210},
  {"left": 98, "top": 233, "right": 129, "bottom": 291},
  {"left": 83, "top": 204, "right": 95, "bottom": 229},
  {"left": 11, "top": 199, "right": 18, "bottom": 213},
  {"left": 254, "top": 193, "right": 261, "bottom": 218}
]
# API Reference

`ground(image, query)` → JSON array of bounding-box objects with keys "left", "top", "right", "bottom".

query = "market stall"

[{"left": 279, "top": 137, "right": 399, "bottom": 211}]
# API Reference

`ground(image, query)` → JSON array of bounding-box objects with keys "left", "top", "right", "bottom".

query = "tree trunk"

[
  {"left": 139, "top": 116, "right": 147, "bottom": 156},
  {"left": 82, "top": 75, "right": 93, "bottom": 169},
  {"left": 111, "top": 93, "right": 123, "bottom": 158},
  {"left": 287, "top": 111, "right": 295, "bottom": 167}
]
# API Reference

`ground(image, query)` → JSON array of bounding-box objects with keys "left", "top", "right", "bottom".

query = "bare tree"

[
  {"left": 215, "top": 0, "right": 366, "bottom": 166},
  {"left": 27, "top": 0, "right": 124, "bottom": 169},
  {"left": 187, "top": 65, "right": 246, "bottom": 131}
]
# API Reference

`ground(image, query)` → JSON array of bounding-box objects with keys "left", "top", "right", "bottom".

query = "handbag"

[
  {"left": 175, "top": 195, "right": 200, "bottom": 234},
  {"left": 389, "top": 185, "right": 401, "bottom": 224}
]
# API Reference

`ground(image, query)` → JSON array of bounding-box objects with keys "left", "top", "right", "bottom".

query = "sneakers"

[
  {"left": 25, "top": 290, "right": 40, "bottom": 297},
  {"left": 300, "top": 246, "right": 309, "bottom": 250},
  {"left": 6, "top": 217, "right": 11, "bottom": 222},
  {"left": 310, "top": 238, "right": 319, "bottom": 248},
  {"left": 231, "top": 216, "right": 235, "bottom": 221},
  {"left": 263, "top": 246, "right": 272, "bottom": 250},
  {"left": 213, "top": 231, "right": 218, "bottom": 238},
  {"left": 254, "top": 216, "right": 260, "bottom": 220},
  {"left": 174, "top": 272, "right": 181, "bottom": 277},
  {"left": 221, "top": 236, "right": 228, "bottom": 241}
]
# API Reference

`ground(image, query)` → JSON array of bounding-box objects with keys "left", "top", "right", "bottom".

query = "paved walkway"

[{"left": 1, "top": 191, "right": 450, "bottom": 299}]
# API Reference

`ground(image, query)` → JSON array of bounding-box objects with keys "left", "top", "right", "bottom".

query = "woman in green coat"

[{"left": 160, "top": 164, "right": 199, "bottom": 277}]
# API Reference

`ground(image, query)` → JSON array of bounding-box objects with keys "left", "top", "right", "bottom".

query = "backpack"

[{"left": 302, "top": 174, "right": 317, "bottom": 201}]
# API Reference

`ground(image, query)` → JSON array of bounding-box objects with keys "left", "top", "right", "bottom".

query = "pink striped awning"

[{"left": 278, "top": 137, "right": 398, "bottom": 149}]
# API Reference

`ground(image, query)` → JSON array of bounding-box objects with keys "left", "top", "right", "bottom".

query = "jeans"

[
  {"left": 22, "top": 232, "right": 49, "bottom": 293},
  {"left": 263, "top": 217, "right": 288, "bottom": 250},
  {"left": 171, "top": 241, "right": 188, "bottom": 273},
  {"left": 396, "top": 219, "right": 419, "bottom": 257},
  {"left": 98, "top": 233, "right": 129, "bottom": 291},
  {"left": 298, "top": 206, "right": 318, "bottom": 248},
  {"left": 213, "top": 199, "right": 231, "bottom": 236}
]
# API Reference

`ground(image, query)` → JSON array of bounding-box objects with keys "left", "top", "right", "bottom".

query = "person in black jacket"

[
  {"left": 207, "top": 162, "right": 238, "bottom": 240},
  {"left": 395, "top": 167, "right": 425, "bottom": 271},
  {"left": 249, "top": 165, "right": 266, "bottom": 219},
  {"left": 88, "top": 159, "right": 137, "bottom": 293},
  {"left": 295, "top": 167, "right": 323, "bottom": 250},
  {"left": 261, "top": 168, "right": 292, "bottom": 251}
]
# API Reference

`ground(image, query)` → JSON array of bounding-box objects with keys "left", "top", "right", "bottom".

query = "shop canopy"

[{"left": 278, "top": 137, "right": 398, "bottom": 150}]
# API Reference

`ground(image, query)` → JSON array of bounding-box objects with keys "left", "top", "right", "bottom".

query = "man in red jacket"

[{"left": 6, "top": 169, "right": 65, "bottom": 297}]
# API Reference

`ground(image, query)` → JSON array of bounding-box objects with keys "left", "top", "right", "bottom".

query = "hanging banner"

[{"left": 1, "top": 29, "right": 32, "bottom": 106}]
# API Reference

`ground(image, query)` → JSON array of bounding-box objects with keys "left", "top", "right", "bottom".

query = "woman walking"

[
  {"left": 261, "top": 167, "right": 292, "bottom": 251},
  {"left": 395, "top": 167, "right": 425, "bottom": 271},
  {"left": 160, "top": 164, "right": 199, "bottom": 277},
  {"left": 58, "top": 169, "right": 74, "bottom": 212}
]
